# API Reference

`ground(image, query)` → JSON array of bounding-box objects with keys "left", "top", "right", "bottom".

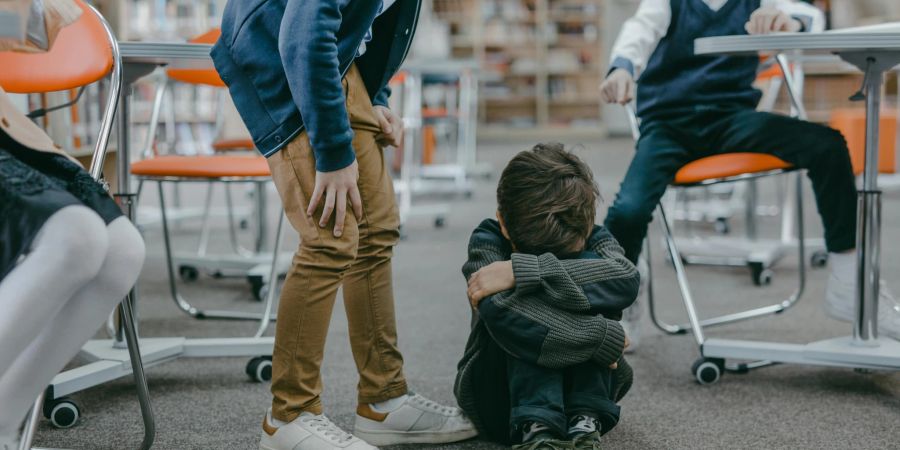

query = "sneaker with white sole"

[
  {"left": 825, "top": 273, "right": 900, "bottom": 340},
  {"left": 260, "top": 410, "right": 377, "bottom": 450},
  {"left": 621, "top": 257, "right": 647, "bottom": 354},
  {"left": 354, "top": 393, "right": 478, "bottom": 446}
]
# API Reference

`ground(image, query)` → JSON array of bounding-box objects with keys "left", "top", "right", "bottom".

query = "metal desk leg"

[
  {"left": 120, "top": 294, "right": 155, "bottom": 450},
  {"left": 856, "top": 65, "right": 883, "bottom": 343}
]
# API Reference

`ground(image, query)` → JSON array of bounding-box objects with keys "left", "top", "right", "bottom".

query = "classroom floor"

[{"left": 36, "top": 136, "right": 900, "bottom": 450}]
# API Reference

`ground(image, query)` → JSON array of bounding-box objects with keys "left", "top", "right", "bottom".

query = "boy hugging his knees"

[{"left": 454, "top": 143, "right": 640, "bottom": 449}]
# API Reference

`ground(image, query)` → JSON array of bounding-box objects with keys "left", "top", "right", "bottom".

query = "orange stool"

[{"left": 829, "top": 108, "right": 897, "bottom": 175}]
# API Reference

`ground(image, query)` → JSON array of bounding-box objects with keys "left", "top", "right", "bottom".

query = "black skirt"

[{"left": 0, "top": 130, "right": 122, "bottom": 279}]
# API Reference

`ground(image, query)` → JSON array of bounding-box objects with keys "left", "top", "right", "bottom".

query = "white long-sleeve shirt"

[{"left": 610, "top": 0, "right": 825, "bottom": 78}]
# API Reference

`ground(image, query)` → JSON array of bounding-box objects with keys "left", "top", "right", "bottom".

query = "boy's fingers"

[
  {"left": 349, "top": 185, "right": 363, "bottom": 219},
  {"left": 772, "top": 14, "right": 789, "bottom": 32},
  {"left": 307, "top": 183, "right": 324, "bottom": 217},
  {"left": 376, "top": 110, "right": 393, "bottom": 134},
  {"left": 762, "top": 14, "right": 777, "bottom": 33},
  {"left": 333, "top": 190, "right": 347, "bottom": 237},
  {"left": 319, "top": 187, "right": 336, "bottom": 227},
  {"left": 609, "top": 362, "right": 618, "bottom": 370}
]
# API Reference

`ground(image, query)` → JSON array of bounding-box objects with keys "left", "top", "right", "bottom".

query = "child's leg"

[
  {"left": 563, "top": 362, "right": 622, "bottom": 436},
  {"left": 506, "top": 355, "right": 567, "bottom": 440},
  {"left": 0, "top": 217, "right": 144, "bottom": 432},
  {"left": 707, "top": 109, "right": 857, "bottom": 254},
  {"left": 604, "top": 123, "right": 696, "bottom": 263}
]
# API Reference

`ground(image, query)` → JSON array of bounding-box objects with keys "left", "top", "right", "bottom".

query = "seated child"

[
  {"left": 600, "top": 0, "right": 900, "bottom": 340},
  {"left": 455, "top": 143, "right": 640, "bottom": 449}
]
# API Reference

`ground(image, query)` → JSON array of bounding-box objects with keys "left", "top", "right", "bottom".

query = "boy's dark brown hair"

[{"left": 497, "top": 143, "right": 599, "bottom": 256}]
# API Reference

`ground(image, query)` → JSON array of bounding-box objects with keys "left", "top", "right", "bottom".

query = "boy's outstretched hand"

[
  {"left": 600, "top": 68, "right": 634, "bottom": 105},
  {"left": 467, "top": 260, "right": 515, "bottom": 309},
  {"left": 745, "top": 6, "right": 803, "bottom": 35}
]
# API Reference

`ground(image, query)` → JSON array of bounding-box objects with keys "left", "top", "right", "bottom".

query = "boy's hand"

[
  {"left": 609, "top": 335, "right": 630, "bottom": 370},
  {"left": 745, "top": 7, "right": 802, "bottom": 35},
  {"left": 307, "top": 160, "right": 363, "bottom": 238},
  {"left": 467, "top": 261, "right": 515, "bottom": 309},
  {"left": 600, "top": 68, "right": 635, "bottom": 105},
  {"left": 373, "top": 105, "right": 404, "bottom": 148}
]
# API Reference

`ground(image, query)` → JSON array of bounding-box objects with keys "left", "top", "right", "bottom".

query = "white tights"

[{"left": 0, "top": 206, "right": 145, "bottom": 434}]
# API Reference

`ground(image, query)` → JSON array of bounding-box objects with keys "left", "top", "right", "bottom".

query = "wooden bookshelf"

[{"left": 434, "top": 0, "right": 605, "bottom": 130}]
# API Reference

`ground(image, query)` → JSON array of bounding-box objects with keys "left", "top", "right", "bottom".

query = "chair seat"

[
  {"left": 211, "top": 138, "right": 256, "bottom": 152},
  {"left": 674, "top": 153, "right": 792, "bottom": 186},
  {"left": 131, "top": 155, "right": 270, "bottom": 179}
]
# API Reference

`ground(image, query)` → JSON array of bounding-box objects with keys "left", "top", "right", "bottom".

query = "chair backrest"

[
  {"left": 167, "top": 29, "right": 225, "bottom": 87},
  {"left": 0, "top": 0, "right": 113, "bottom": 93},
  {"left": 0, "top": 0, "right": 121, "bottom": 182}
]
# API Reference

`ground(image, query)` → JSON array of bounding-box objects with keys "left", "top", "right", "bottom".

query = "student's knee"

[
  {"left": 96, "top": 218, "right": 146, "bottom": 298},
  {"left": 606, "top": 196, "right": 654, "bottom": 230},
  {"left": 297, "top": 235, "right": 360, "bottom": 272},
  {"left": 812, "top": 127, "right": 852, "bottom": 166},
  {"left": 46, "top": 206, "right": 109, "bottom": 283}
]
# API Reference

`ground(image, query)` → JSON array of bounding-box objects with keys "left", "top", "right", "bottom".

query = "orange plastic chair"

[
  {"left": 0, "top": 1, "right": 155, "bottom": 446},
  {"left": 0, "top": 0, "right": 121, "bottom": 180},
  {"left": 626, "top": 55, "right": 811, "bottom": 383}
]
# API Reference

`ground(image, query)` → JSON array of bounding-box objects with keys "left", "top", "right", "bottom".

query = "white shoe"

[
  {"left": 621, "top": 257, "right": 647, "bottom": 354},
  {"left": 260, "top": 410, "right": 377, "bottom": 450},
  {"left": 354, "top": 393, "right": 478, "bottom": 446},
  {"left": 825, "top": 272, "right": 900, "bottom": 340}
]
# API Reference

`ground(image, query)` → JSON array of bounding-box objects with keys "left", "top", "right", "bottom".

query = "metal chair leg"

[
  {"left": 119, "top": 293, "right": 155, "bottom": 450},
  {"left": 157, "top": 181, "right": 277, "bottom": 321},
  {"left": 255, "top": 211, "right": 285, "bottom": 338},
  {"left": 649, "top": 173, "right": 807, "bottom": 338},
  {"left": 18, "top": 393, "right": 43, "bottom": 450}
]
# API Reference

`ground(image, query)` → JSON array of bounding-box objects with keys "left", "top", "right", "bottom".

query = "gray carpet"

[{"left": 35, "top": 136, "right": 900, "bottom": 450}]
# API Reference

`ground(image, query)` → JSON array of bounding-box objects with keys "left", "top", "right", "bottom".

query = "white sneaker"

[
  {"left": 354, "top": 394, "right": 478, "bottom": 446},
  {"left": 260, "top": 410, "right": 377, "bottom": 450},
  {"left": 825, "top": 272, "right": 900, "bottom": 340},
  {"left": 621, "top": 257, "right": 647, "bottom": 353}
]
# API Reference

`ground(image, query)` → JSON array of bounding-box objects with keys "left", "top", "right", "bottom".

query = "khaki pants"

[{"left": 266, "top": 64, "right": 407, "bottom": 421}]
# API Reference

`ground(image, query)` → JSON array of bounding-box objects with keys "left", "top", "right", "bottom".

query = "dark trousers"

[
  {"left": 604, "top": 106, "right": 858, "bottom": 263},
  {"left": 507, "top": 355, "right": 621, "bottom": 439}
]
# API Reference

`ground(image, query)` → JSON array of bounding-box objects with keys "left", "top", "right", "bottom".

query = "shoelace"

[
  {"left": 301, "top": 414, "right": 354, "bottom": 444},
  {"left": 410, "top": 394, "right": 456, "bottom": 415}
]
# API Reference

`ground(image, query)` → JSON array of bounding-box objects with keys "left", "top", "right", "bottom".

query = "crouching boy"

[{"left": 455, "top": 143, "right": 639, "bottom": 449}]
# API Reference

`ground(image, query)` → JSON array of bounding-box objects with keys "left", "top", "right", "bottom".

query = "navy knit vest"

[{"left": 637, "top": 0, "right": 761, "bottom": 119}]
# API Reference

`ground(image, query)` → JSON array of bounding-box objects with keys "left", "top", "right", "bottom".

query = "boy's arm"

[
  {"left": 279, "top": 0, "right": 356, "bottom": 173},
  {"left": 608, "top": 0, "right": 671, "bottom": 80},
  {"left": 761, "top": 0, "right": 825, "bottom": 33}
]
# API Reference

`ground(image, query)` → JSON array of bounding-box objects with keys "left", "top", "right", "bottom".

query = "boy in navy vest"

[{"left": 600, "top": 0, "right": 900, "bottom": 344}]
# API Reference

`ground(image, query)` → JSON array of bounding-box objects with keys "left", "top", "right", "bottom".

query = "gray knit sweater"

[{"left": 454, "top": 219, "right": 639, "bottom": 441}]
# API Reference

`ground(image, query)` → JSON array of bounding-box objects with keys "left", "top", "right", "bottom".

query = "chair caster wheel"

[
  {"left": 246, "top": 356, "right": 273, "bottom": 383},
  {"left": 692, "top": 358, "right": 724, "bottom": 385},
  {"left": 179, "top": 265, "right": 199, "bottom": 282},
  {"left": 810, "top": 250, "right": 828, "bottom": 268},
  {"left": 714, "top": 217, "right": 730, "bottom": 234},
  {"left": 434, "top": 217, "right": 446, "bottom": 228},
  {"left": 248, "top": 276, "right": 265, "bottom": 302},
  {"left": 43, "top": 397, "right": 80, "bottom": 428},
  {"left": 750, "top": 263, "right": 772, "bottom": 286}
]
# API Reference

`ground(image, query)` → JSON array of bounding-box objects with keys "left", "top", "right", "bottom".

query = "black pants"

[
  {"left": 507, "top": 355, "right": 621, "bottom": 440},
  {"left": 604, "top": 106, "right": 858, "bottom": 263}
]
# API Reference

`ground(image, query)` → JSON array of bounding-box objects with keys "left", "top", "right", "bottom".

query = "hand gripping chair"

[
  {"left": 628, "top": 54, "right": 810, "bottom": 385},
  {"left": 130, "top": 30, "right": 286, "bottom": 326},
  {"left": 0, "top": 1, "right": 155, "bottom": 448}
]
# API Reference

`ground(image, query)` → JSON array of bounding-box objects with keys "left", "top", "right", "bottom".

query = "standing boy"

[
  {"left": 600, "top": 0, "right": 900, "bottom": 341},
  {"left": 212, "top": 1, "right": 476, "bottom": 449}
]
